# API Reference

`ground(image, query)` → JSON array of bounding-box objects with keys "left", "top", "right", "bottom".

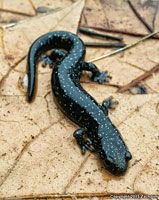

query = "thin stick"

[
  {"left": 88, "top": 30, "right": 159, "bottom": 63},
  {"left": 84, "top": 42, "right": 126, "bottom": 48},
  {"left": 78, "top": 27, "right": 122, "bottom": 41},
  {"left": 127, "top": 0, "right": 153, "bottom": 33},
  {"left": 118, "top": 63, "right": 159, "bottom": 93},
  {"left": 0, "top": 8, "right": 35, "bottom": 17},
  {"left": 83, "top": 26, "right": 159, "bottom": 39}
]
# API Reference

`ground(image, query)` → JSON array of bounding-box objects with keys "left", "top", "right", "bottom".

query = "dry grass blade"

[{"left": 88, "top": 30, "right": 159, "bottom": 62}]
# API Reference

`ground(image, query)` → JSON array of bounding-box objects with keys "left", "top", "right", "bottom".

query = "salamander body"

[{"left": 27, "top": 31, "right": 132, "bottom": 175}]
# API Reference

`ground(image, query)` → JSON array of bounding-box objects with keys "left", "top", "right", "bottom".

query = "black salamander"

[{"left": 27, "top": 31, "right": 132, "bottom": 175}]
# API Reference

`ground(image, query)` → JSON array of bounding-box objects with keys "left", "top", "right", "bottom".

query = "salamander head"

[
  {"left": 98, "top": 148, "right": 132, "bottom": 175},
  {"left": 97, "top": 122, "right": 132, "bottom": 175}
]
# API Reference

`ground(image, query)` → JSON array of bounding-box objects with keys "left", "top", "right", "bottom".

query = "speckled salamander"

[{"left": 27, "top": 31, "right": 132, "bottom": 175}]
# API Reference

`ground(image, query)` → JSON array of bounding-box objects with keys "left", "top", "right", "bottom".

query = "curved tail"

[
  {"left": 27, "top": 49, "right": 36, "bottom": 102},
  {"left": 27, "top": 31, "right": 84, "bottom": 102},
  {"left": 27, "top": 34, "right": 46, "bottom": 102}
]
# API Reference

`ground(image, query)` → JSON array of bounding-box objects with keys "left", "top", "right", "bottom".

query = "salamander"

[{"left": 27, "top": 31, "right": 132, "bottom": 175}]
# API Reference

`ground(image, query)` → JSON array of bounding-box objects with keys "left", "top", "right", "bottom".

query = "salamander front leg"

[
  {"left": 41, "top": 49, "right": 65, "bottom": 67},
  {"left": 73, "top": 128, "right": 94, "bottom": 154},
  {"left": 102, "top": 96, "right": 119, "bottom": 115},
  {"left": 81, "top": 62, "right": 111, "bottom": 83}
]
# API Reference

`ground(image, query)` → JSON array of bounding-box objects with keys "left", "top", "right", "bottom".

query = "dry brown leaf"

[{"left": 0, "top": 0, "right": 159, "bottom": 199}]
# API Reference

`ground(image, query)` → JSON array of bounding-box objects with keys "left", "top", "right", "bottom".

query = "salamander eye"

[{"left": 125, "top": 151, "right": 132, "bottom": 161}]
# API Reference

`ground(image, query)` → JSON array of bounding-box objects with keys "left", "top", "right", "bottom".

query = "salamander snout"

[{"left": 125, "top": 151, "right": 132, "bottom": 161}]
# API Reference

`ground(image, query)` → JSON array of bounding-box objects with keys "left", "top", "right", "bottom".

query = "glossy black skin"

[{"left": 27, "top": 31, "right": 132, "bottom": 176}]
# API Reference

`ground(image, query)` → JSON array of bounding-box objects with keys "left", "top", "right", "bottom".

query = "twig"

[
  {"left": 127, "top": 0, "right": 153, "bottom": 33},
  {"left": 84, "top": 42, "right": 126, "bottom": 48},
  {"left": 88, "top": 29, "right": 159, "bottom": 63},
  {"left": 0, "top": 8, "right": 35, "bottom": 17},
  {"left": 118, "top": 63, "right": 159, "bottom": 93},
  {"left": 83, "top": 26, "right": 159, "bottom": 39},
  {"left": 81, "top": 12, "right": 88, "bottom": 25},
  {"left": 78, "top": 27, "right": 122, "bottom": 41},
  {"left": 152, "top": 0, "right": 159, "bottom": 30}
]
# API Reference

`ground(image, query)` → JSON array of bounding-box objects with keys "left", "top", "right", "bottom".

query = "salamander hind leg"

[
  {"left": 81, "top": 62, "right": 111, "bottom": 83},
  {"left": 41, "top": 49, "right": 65, "bottom": 68},
  {"left": 73, "top": 128, "right": 94, "bottom": 154},
  {"left": 102, "top": 96, "right": 119, "bottom": 115}
]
